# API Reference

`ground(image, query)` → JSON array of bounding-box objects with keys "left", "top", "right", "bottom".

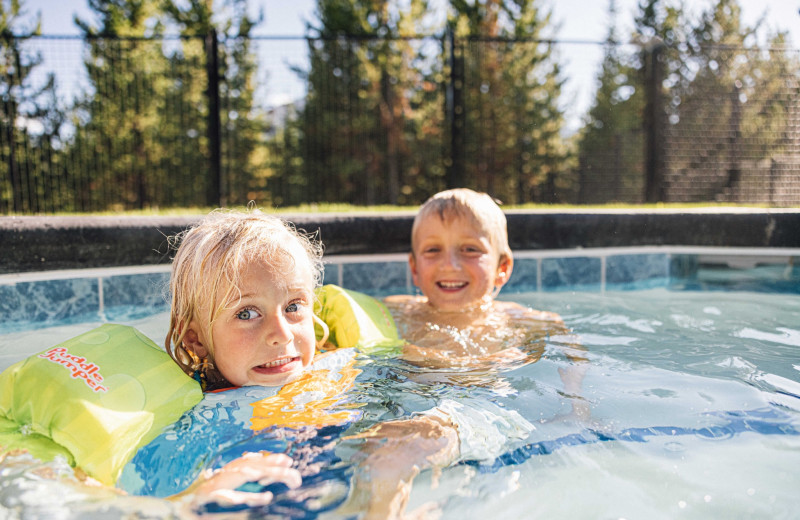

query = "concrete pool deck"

[{"left": 1, "top": 208, "right": 798, "bottom": 274}]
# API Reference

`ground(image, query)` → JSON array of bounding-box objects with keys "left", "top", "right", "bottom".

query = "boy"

[
  {"left": 342, "top": 189, "right": 589, "bottom": 518},
  {"left": 387, "top": 188, "right": 566, "bottom": 365}
]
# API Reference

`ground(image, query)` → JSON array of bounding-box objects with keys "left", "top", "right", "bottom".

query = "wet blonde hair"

[
  {"left": 411, "top": 188, "right": 512, "bottom": 265},
  {"left": 166, "top": 208, "right": 323, "bottom": 381}
]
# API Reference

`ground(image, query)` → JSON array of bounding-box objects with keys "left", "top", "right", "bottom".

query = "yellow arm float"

[
  {"left": 314, "top": 284, "right": 405, "bottom": 356},
  {"left": 0, "top": 324, "right": 203, "bottom": 486}
]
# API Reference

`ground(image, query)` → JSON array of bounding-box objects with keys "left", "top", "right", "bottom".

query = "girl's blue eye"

[
  {"left": 286, "top": 302, "right": 301, "bottom": 313},
  {"left": 236, "top": 308, "right": 261, "bottom": 320}
]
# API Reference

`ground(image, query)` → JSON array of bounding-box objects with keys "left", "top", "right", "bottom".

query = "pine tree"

[
  {"left": 163, "top": 0, "right": 264, "bottom": 207},
  {"left": 72, "top": 0, "right": 170, "bottom": 210},
  {"left": 576, "top": 0, "right": 644, "bottom": 203},
  {"left": 666, "top": 0, "right": 800, "bottom": 202},
  {"left": 290, "top": 0, "right": 435, "bottom": 205},
  {"left": 448, "top": 0, "right": 568, "bottom": 203},
  {"left": 0, "top": 0, "right": 65, "bottom": 212}
]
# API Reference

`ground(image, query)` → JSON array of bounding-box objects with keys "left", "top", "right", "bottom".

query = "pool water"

[
  {"left": 1, "top": 287, "right": 799, "bottom": 519},
  {"left": 453, "top": 289, "right": 800, "bottom": 519}
]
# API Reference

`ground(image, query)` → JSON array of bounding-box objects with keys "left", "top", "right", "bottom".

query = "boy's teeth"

[{"left": 438, "top": 281, "right": 466, "bottom": 289}]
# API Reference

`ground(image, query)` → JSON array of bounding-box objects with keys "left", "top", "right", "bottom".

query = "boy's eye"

[{"left": 235, "top": 308, "right": 261, "bottom": 320}]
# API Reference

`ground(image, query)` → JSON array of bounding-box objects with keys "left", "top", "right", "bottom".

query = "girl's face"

[
  {"left": 188, "top": 258, "right": 317, "bottom": 387},
  {"left": 410, "top": 215, "right": 511, "bottom": 312}
]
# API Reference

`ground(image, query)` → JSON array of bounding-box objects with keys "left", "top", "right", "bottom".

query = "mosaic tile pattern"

[
  {"left": 670, "top": 262, "right": 800, "bottom": 293},
  {"left": 541, "top": 256, "right": 602, "bottom": 290},
  {"left": 670, "top": 254, "right": 700, "bottom": 279},
  {"left": 103, "top": 273, "right": 170, "bottom": 309},
  {"left": 1, "top": 251, "right": 797, "bottom": 331},
  {"left": 102, "top": 272, "right": 171, "bottom": 322},
  {"left": 606, "top": 253, "right": 670, "bottom": 288},
  {"left": 0, "top": 278, "right": 100, "bottom": 330},
  {"left": 341, "top": 261, "right": 409, "bottom": 297},
  {"left": 506, "top": 258, "right": 538, "bottom": 293}
]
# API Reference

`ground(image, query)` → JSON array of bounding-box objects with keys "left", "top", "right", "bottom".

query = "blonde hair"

[
  {"left": 166, "top": 208, "right": 323, "bottom": 381},
  {"left": 411, "top": 188, "right": 512, "bottom": 264}
]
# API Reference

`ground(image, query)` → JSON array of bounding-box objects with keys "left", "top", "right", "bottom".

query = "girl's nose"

[{"left": 265, "top": 312, "right": 293, "bottom": 346}]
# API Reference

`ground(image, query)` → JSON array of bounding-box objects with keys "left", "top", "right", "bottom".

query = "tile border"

[{"left": 1, "top": 246, "right": 797, "bottom": 332}]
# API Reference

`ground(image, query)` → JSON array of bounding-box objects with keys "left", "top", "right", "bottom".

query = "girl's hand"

[{"left": 191, "top": 452, "right": 301, "bottom": 508}]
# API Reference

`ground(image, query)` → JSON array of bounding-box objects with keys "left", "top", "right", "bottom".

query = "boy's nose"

[{"left": 443, "top": 249, "right": 461, "bottom": 268}]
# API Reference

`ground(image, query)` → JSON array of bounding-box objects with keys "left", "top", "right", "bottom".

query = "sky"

[
  {"left": 19, "top": 0, "right": 800, "bottom": 132},
  {"left": 23, "top": 0, "right": 800, "bottom": 39}
]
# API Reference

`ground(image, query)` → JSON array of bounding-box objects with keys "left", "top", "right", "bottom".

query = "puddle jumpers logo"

[{"left": 38, "top": 347, "right": 109, "bottom": 393}]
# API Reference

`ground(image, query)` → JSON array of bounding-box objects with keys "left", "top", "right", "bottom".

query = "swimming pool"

[{"left": 0, "top": 248, "right": 798, "bottom": 519}]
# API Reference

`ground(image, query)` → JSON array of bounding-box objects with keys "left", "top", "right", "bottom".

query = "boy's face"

[
  {"left": 188, "top": 257, "right": 317, "bottom": 387},
  {"left": 410, "top": 214, "right": 511, "bottom": 312}
]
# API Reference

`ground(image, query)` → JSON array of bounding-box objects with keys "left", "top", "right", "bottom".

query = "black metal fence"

[{"left": 1, "top": 34, "right": 798, "bottom": 214}]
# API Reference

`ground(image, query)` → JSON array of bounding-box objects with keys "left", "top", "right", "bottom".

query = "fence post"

[
  {"left": 643, "top": 40, "right": 665, "bottom": 203},
  {"left": 445, "top": 26, "right": 465, "bottom": 189},
  {"left": 2, "top": 100, "right": 23, "bottom": 213},
  {"left": 205, "top": 30, "right": 222, "bottom": 207}
]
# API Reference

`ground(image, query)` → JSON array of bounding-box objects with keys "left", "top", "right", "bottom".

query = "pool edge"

[{"left": 2, "top": 209, "right": 799, "bottom": 274}]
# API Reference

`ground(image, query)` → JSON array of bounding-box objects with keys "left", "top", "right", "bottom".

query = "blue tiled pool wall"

[
  {"left": 327, "top": 252, "right": 799, "bottom": 295},
  {"left": 0, "top": 271, "right": 172, "bottom": 333},
  {"left": 1, "top": 250, "right": 798, "bottom": 332}
]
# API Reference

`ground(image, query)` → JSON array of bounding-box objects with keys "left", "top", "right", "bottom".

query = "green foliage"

[
  {"left": 165, "top": 0, "right": 265, "bottom": 207},
  {"left": 62, "top": 0, "right": 264, "bottom": 211},
  {"left": 2, "top": 0, "right": 799, "bottom": 213},
  {"left": 277, "top": 0, "right": 443, "bottom": 206},
  {"left": 574, "top": 0, "right": 800, "bottom": 205},
  {"left": 660, "top": 0, "right": 800, "bottom": 202},
  {"left": 70, "top": 0, "right": 171, "bottom": 210},
  {"left": 0, "top": 0, "right": 67, "bottom": 213},
  {"left": 270, "top": 0, "right": 569, "bottom": 206},
  {"left": 447, "top": 0, "right": 569, "bottom": 203},
  {"left": 576, "top": 0, "right": 645, "bottom": 203}
]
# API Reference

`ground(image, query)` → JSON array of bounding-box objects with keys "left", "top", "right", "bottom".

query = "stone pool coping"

[{"left": 1, "top": 208, "right": 799, "bottom": 274}]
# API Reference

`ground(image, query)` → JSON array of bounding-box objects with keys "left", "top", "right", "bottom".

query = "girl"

[{"left": 161, "top": 208, "right": 328, "bottom": 507}]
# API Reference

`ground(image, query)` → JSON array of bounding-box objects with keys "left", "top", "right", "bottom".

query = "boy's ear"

[
  {"left": 495, "top": 255, "right": 513, "bottom": 287},
  {"left": 183, "top": 324, "right": 209, "bottom": 359},
  {"left": 409, "top": 253, "right": 420, "bottom": 286}
]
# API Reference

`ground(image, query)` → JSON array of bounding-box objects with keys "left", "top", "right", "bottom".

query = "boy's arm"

[
  {"left": 400, "top": 341, "right": 534, "bottom": 370},
  {"left": 488, "top": 303, "right": 592, "bottom": 422},
  {"left": 342, "top": 397, "right": 536, "bottom": 519},
  {"left": 534, "top": 312, "right": 591, "bottom": 423},
  {"left": 383, "top": 294, "right": 420, "bottom": 304},
  {"left": 343, "top": 414, "right": 459, "bottom": 519}
]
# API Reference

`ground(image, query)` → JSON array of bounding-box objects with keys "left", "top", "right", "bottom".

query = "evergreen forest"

[{"left": 1, "top": 0, "right": 798, "bottom": 213}]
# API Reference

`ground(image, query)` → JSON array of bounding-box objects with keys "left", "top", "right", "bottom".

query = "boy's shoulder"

[
  {"left": 495, "top": 300, "right": 564, "bottom": 323},
  {"left": 384, "top": 294, "right": 426, "bottom": 304},
  {"left": 383, "top": 294, "right": 429, "bottom": 315}
]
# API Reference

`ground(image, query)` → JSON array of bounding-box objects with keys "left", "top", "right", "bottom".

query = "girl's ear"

[
  {"left": 183, "top": 324, "right": 209, "bottom": 359},
  {"left": 495, "top": 255, "right": 513, "bottom": 288}
]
